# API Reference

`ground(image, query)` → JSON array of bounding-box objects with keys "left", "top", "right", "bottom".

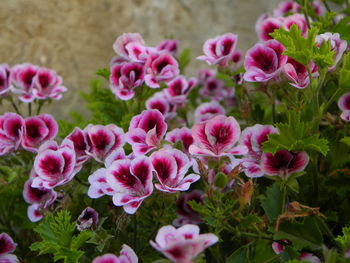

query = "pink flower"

[
  {"left": 272, "top": 241, "right": 285, "bottom": 254},
  {"left": 0, "top": 233, "right": 18, "bottom": 263},
  {"left": 189, "top": 115, "right": 247, "bottom": 157},
  {"left": 283, "top": 58, "right": 318, "bottom": 89},
  {"left": 110, "top": 62, "right": 145, "bottom": 100},
  {"left": 240, "top": 124, "right": 278, "bottom": 178},
  {"left": 244, "top": 39, "right": 287, "bottom": 82},
  {"left": 23, "top": 177, "right": 57, "bottom": 222},
  {"left": 126, "top": 109, "right": 167, "bottom": 155},
  {"left": 32, "top": 140, "right": 77, "bottom": 189},
  {"left": 150, "top": 148, "right": 200, "bottom": 193},
  {"left": 200, "top": 77, "right": 227, "bottom": 101},
  {"left": 10, "top": 63, "right": 38, "bottom": 102},
  {"left": 150, "top": 224, "right": 218, "bottom": 263},
  {"left": 22, "top": 114, "right": 58, "bottom": 152},
  {"left": 173, "top": 190, "right": 203, "bottom": 226},
  {"left": 283, "top": 13, "right": 308, "bottom": 37},
  {"left": 106, "top": 156, "right": 153, "bottom": 214},
  {"left": 316, "top": 32, "right": 348, "bottom": 71},
  {"left": 0, "top": 64, "right": 10, "bottom": 96},
  {"left": 256, "top": 17, "right": 283, "bottom": 42},
  {"left": 198, "top": 33, "right": 239, "bottom": 67},
  {"left": 145, "top": 52, "right": 179, "bottom": 88},
  {"left": 298, "top": 252, "right": 321, "bottom": 263},
  {"left": 146, "top": 92, "right": 177, "bottom": 120},
  {"left": 92, "top": 244, "right": 138, "bottom": 263},
  {"left": 113, "top": 33, "right": 145, "bottom": 59},
  {"left": 32, "top": 67, "right": 67, "bottom": 100},
  {"left": 338, "top": 92, "right": 350, "bottom": 122},
  {"left": 157, "top": 39, "right": 180, "bottom": 56},
  {"left": 0, "top": 112, "right": 24, "bottom": 156},
  {"left": 273, "top": 1, "right": 300, "bottom": 16},
  {"left": 77, "top": 207, "right": 99, "bottom": 231},
  {"left": 165, "top": 127, "right": 194, "bottom": 154},
  {"left": 261, "top": 150, "right": 309, "bottom": 178},
  {"left": 197, "top": 69, "right": 215, "bottom": 83},
  {"left": 194, "top": 101, "right": 226, "bottom": 122},
  {"left": 85, "top": 124, "right": 125, "bottom": 163},
  {"left": 165, "top": 76, "right": 195, "bottom": 105},
  {"left": 62, "top": 127, "right": 90, "bottom": 167}
]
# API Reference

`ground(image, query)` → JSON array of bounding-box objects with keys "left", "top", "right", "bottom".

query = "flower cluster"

[{"left": 0, "top": 233, "right": 19, "bottom": 263}]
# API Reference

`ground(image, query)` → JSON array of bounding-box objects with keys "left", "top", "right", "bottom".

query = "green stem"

[
  {"left": 281, "top": 183, "right": 287, "bottom": 213},
  {"left": 36, "top": 100, "right": 44, "bottom": 115},
  {"left": 272, "top": 88, "right": 276, "bottom": 124},
  {"left": 302, "top": 0, "right": 311, "bottom": 29},
  {"left": 239, "top": 231, "right": 273, "bottom": 241},
  {"left": 311, "top": 154, "right": 319, "bottom": 206},
  {"left": 28, "top": 102, "right": 32, "bottom": 116},
  {"left": 9, "top": 97, "right": 21, "bottom": 115}
]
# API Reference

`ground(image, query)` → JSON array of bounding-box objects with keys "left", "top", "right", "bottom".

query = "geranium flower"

[
  {"left": 22, "top": 114, "right": 58, "bottom": 152},
  {"left": 150, "top": 224, "right": 218, "bottom": 263},
  {"left": 77, "top": 207, "right": 99, "bottom": 231},
  {"left": 164, "top": 76, "right": 195, "bottom": 105},
  {"left": 283, "top": 13, "right": 308, "bottom": 37},
  {"left": 10, "top": 63, "right": 38, "bottom": 102},
  {"left": 189, "top": 115, "right": 247, "bottom": 157},
  {"left": 244, "top": 39, "right": 287, "bottom": 82},
  {"left": 198, "top": 33, "right": 239, "bottom": 67},
  {"left": 338, "top": 92, "right": 350, "bottom": 122},
  {"left": 256, "top": 17, "right": 283, "bottom": 42},
  {"left": 165, "top": 127, "right": 194, "bottom": 154},
  {"left": 0, "top": 64, "right": 10, "bottom": 96},
  {"left": 106, "top": 156, "right": 153, "bottom": 214},
  {"left": 113, "top": 33, "right": 145, "bottom": 59},
  {"left": 62, "top": 127, "right": 90, "bottom": 167},
  {"left": 261, "top": 150, "right": 309, "bottom": 178},
  {"left": 146, "top": 92, "right": 177, "bottom": 120},
  {"left": 126, "top": 109, "right": 167, "bottom": 155},
  {"left": 197, "top": 69, "right": 215, "bottom": 83},
  {"left": 32, "top": 140, "right": 77, "bottom": 189},
  {"left": 84, "top": 124, "right": 125, "bottom": 163},
  {"left": 200, "top": 77, "right": 227, "bottom": 101},
  {"left": 283, "top": 58, "right": 318, "bottom": 89},
  {"left": 194, "top": 101, "right": 226, "bottom": 122},
  {"left": 173, "top": 190, "right": 203, "bottom": 226},
  {"left": 0, "top": 233, "right": 19, "bottom": 263},
  {"left": 150, "top": 148, "right": 200, "bottom": 193},
  {"left": 157, "top": 39, "right": 180, "bottom": 56},
  {"left": 0, "top": 112, "right": 24, "bottom": 156},
  {"left": 92, "top": 244, "right": 138, "bottom": 263}
]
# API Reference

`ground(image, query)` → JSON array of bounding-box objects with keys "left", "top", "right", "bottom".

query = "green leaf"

[
  {"left": 71, "top": 231, "right": 93, "bottom": 250},
  {"left": 226, "top": 246, "right": 247, "bottom": 263},
  {"left": 341, "top": 136, "right": 350, "bottom": 147},
  {"left": 333, "top": 16, "right": 350, "bottom": 44},
  {"left": 260, "top": 183, "right": 283, "bottom": 223},
  {"left": 178, "top": 48, "right": 191, "bottom": 73},
  {"left": 96, "top": 68, "right": 111, "bottom": 80},
  {"left": 340, "top": 53, "right": 350, "bottom": 89}
]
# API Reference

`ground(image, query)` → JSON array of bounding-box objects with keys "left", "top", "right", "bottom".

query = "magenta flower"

[
  {"left": 316, "top": 32, "right": 347, "bottom": 71},
  {"left": 0, "top": 64, "right": 10, "bottom": 96},
  {"left": 338, "top": 92, "right": 350, "bottom": 122},
  {"left": 126, "top": 109, "right": 167, "bottom": 155},
  {"left": 150, "top": 224, "right": 218, "bottom": 263},
  {"left": 173, "top": 190, "right": 203, "bottom": 227},
  {"left": 165, "top": 76, "right": 195, "bottom": 105},
  {"left": 256, "top": 17, "right": 283, "bottom": 42},
  {"left": 92, "top": 244, "right": 138, "bottom": 263},
  {"left": 194, "top": 101, "right": 226, "bottom": 122},
  {"left": 146, "top": 92, "right": 177, "bottom": 120},
  {"left": 110, "top": 62, "right": 145, "bottom": 100},
  {"left": 165, "top": 127, "right": 194, "bottom": 154},
  {"left": 150, "top": 148, "right": 200, "bottom": 193},
  {"left": 113, "top": 33, "right": 145, "bottom": 59},
  {"left": 283, "top": 13, "right": 308, "bottom": 37},
  {"left": 144, "top": 52, "right": 180, "bottom": 88},
  {"left": 157, "top": 39, "right": 180, "bottom": 56},
  {"left": 84, "top": 124, "right": 125, "bottom": 163},
  {"left": 261, "top": 150, "right": 309, "bottom": 178},
  {"left": 0, "top": 112, "right": 24, "bottom": 156},
  {"left": 283, "top": 58, "right": 318, "bottom": 89},
  {"left": 273, "top": 1, "right": 300, "bottom": 16},
  {"left": 77, "top": 207, "right": 99, "bottom": 231},
  {"left": 298, "top": 252, "right": 321, "bottom": 263},
  {"left": 32, "top": 67, "right": 67, "bottom": 100},
  {"left": 106, "top": 156, "right": 153, "bottom": 214},
  {"left": 197, "top": 69, "right": 215, "bottom": 83},
  {"left": 0, "top": 233, "right": 19, "bottom": 263},
  {"left": 22, "top": 114, "right": 58, "bottom": 152},
  {"left": 244, "top": 39, "right": 287, "bottom": 82},
  {"left": 62, "top": 127, "right": 90, "bottom": 167},
  {"left": 198, "top": 33, "right": 239, "bottom": 67},
  {"left": 200, "top": 77, "right": 227, "bottom": 101},
  {"left": 189, "top": 115, "right": 247, "bottom": 157},
  {"left": 32, "top": 140, "right": 77, "bottom": 189},
  {"left": 10, "top": 63, "right": 38, "bottom": 102}
]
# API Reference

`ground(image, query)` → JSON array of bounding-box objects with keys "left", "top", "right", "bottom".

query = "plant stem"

[
  {"left": 239, "top": 231, "right": 273, "bottom": 241},
  {"left": 281, "top": 183, "right": 287, "bottom": 213},
  {"left": 9, "top": 97, "right": 21, "bottom": 115},
  {"left": 302, "top": 0, "right": 311, "bottom": 29},
  {"left": 28, "top": 102, "right": 32, "bottom": 116},
  {"left": 36, "top": 100, "right": 44, "bottom": 115}
]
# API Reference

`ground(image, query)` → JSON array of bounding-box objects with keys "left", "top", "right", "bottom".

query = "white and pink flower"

[
  {"left": 77, "top": 207, "right": 99, "bottom": 231},
  {"left": 62, "top": 127, "right": 90, "bottom": 167},
  {"left": 283, "top": 13, "right": 308, "bottom": 37},
  {"left": 0, "top": 112, "right": 24, "bottom": 156},
  {"left": 165, "top": 76, "right": 195, "bottom": 105},
  {"left": 338, "top": 92, "right": 350, "bottom": 122},
  {"left": 157, "top": 39, "right": 180, "bottom": 56},
  {"left": 92, "top": 244, "right": 138, "bottom": 263},
  {"left": 0, "top": 233, "right": 19, "bottom": 263},
  {"left": 113, "top": 33, "right": 145, "bottom": 60},
  {"left": 0, "top": 64, "right": 10, "bottom": 96},
  {"left": 256, "top": 17, "right": 283, "bottom": 42},
  {"left": 150, "top": 224, "right": 218, "bottom": 263},
  {"left": 194, "top": 101, "right": 226, "bottom": 123},
  {"left": 283, "top": 58, "right": 318, "bottom": 89},
  {"left": 165, "top": 127, "right": 194, "bottom": 154},
  {"left": 10, "top": 63, "right": 38, "bottom": 102},
  {"left": 146, "top": 92, "right": 177, "bottom": 120},
  {"left": 173, "top": 190, "right": 203, "bottom": 227}
]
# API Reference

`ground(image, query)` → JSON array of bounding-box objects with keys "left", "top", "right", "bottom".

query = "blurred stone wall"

[{"left": 0, "top": 0, "right": 281, "bottom": 118}]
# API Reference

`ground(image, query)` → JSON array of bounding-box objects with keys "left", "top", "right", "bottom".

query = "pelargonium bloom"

[
  {"left": 0, "top": 112, "right": 24, "bottom": 156},
  {"left": 165, "top": 127, "right": 194, "bottom": 154},
  {"left": 32, "top": 140, "right": 77, "bottom": 189},
  {"left": 164, "top": 76, "right": 195, "bottom": 105},
  {"left": 256, "top": 17, "right": 283, "bottom": 42},
  {"left": 189, "top": 115, "right": 247, "bottom": 157},
  {"left": 0, "top": 233, "right": 19, "bottom": 263},
  {"left": 110, "top": 62, "right": 145, "bottom": 100},
  {"left": 77, "top": 207, "right": 99, "bottom": 231},
  {"left": 106, "top": 156, "right": 153, "bottom": 214},
  {"left": 338, "top": 92, "right": 350, "bottom": 122},
  {"left": 10, "top": 63, "right": 38, "bottom": 102},
  {"left": 22, "top": 114, "right": 58, "bottom": 152},
  {"left": 32, "top": 67, "right": 67, "bottom": 100},
  {"left": 62, "top": 127, "right": 90, "bottom": 167},
  {"left": 198, "top": 33, "right": 239, "bottom": 67},
  {"left": 150, "top": 224, "right": 218, "bottom": 263},
  {"left": 173, "top": 190, "right": 203, "bottom": 226},
  {"left": 126, "top": 109, "right": 167, "bottom": 155},
  {"left": 283, "top": 13, "right": 308, "bottom": 37},
  {"left": 85, "top": 124, "right": 125, "bottom": 162},
  {"left": 283, "top": 58, "right": 318, "bottom": 89},
  {"left": 244, "top": 39, "right": 287, "bottom": 82},
  {"left": 145, "top": 52, "right": 179, "bottom": 88},
  {"left": 0, "top": 64, "right": 10, "bottom": 96},
  {"left": 200, "top": 77, "right": 227, "bottom": 101},
  {"left": 261, "top": 150, "right": 309, "bottom": 178},
  {"left": 113, "top": 33, "right": 145, "bottom": 59},
  {"left": 197, "top": 69, "right": 215, "bottom": 84},
  {"left": 146, "top": 92, "right": 177, "bottom": 120},
  {"left": 316, "top": 32, "right": 347, "bottom": 71},
  {"left": 150, "top": 148, "right": 200, "bottom": 193},
  {"left": 157, "top": 39, "right": 179, "bottom": 56},
  {"left": 194, "top": 101, "right": 226, "bottom": 122},
  {"left": 273, "top": 1, "right": 300, "bottom": 16},
  {"left": 92, "top": 244, "right": 138, "bottom": 263},
  {"left": 240, "top": 124, "right": 278, "bottom": 178}
]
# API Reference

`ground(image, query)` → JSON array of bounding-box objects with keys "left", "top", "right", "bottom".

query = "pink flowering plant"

[{"left": 2, "top": 0, "right": 350, "bottom": 262}]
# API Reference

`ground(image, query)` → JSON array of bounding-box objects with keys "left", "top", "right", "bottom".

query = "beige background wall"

[{"left": 0, "top": 0, "right": 281, "bottom": 118}]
